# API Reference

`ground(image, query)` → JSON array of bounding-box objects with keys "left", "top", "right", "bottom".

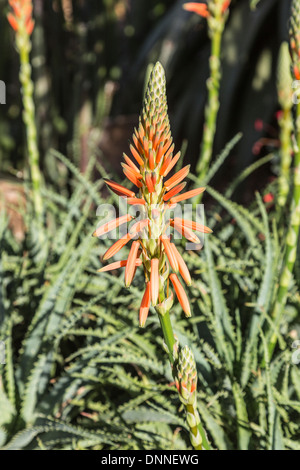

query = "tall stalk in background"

[
  {"left": 277, "top": 42, "right": 293, "bottom": 209},
  {"left": 269, "top": 0, "right": 300, "bottom": 359},
  {"left": 94, "top": 62, "right": 212, "bottom": 450},
  {"left": 183, "top": 1, "right": 231, "bottom": 183},
  {"left": 7, "top": 0, "right": 44, "bottom": 225}
]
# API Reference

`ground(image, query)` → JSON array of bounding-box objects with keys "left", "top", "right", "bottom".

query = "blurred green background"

[{"left": 0, "top": 0, "right": 292, "bottom": 193}]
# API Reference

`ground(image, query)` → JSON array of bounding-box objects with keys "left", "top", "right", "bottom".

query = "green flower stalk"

[
  {"left": 94, "top": 62, "right": 212, "bottom": 450},
  {"left": 183, "top": 1, "right": 231, "bottom": 182},
  {"left": 277, "top": 42, "right": 293, "bottom": 208},
  {"left": 7, "top": 0, "right": 44, "bottom": 224},
  {"left": 269, "top": 1, "right": 300, "bottom": 359}
]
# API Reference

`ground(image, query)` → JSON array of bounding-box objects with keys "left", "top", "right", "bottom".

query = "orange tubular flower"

[
  {"left": 93, "top": 214, "right": 132, "bottom": 237},
  {"left": 293, "top": 66, "right": 300, "bottom": 80},
  {"left": 8, "top": 0, "right": 35, "bottom": 36},
  {"left": 103, "top": 234, "right": 132, "bottom": 261},
  {"left": 172, "top": 218, "right": 212, "bottom": 234},
  {"left": 129, "top": 219, "right": 149, "bottom": 238},
  {"left": 98, "top": 259, "right": 142, "bottom": 272},
  {"left": 149, "top": 149, "right": 155, "bottom": 171},
  {"left": 171, "top": 244, "right": 192, "bottom": 286},
  {"left": 159, "top": 145, "right": 175, "bottom": 176},
  {"left": 169, "top": 187, "right": 206, "bottom": 204},
  {"left": 145, "top": 173, "right": 155, "bottom": 193},
  {"left": 130, "top": 143, "right": 144, "bottom": 166},
  {"left": 221, "top": 0, "right": 231, "bottom": 13},
  {"left": 183, "top": 1, "right": 231, "bottom": 18},
  {"left": 121, "top": 163, "right": 143, "bottom": 180},
  {"left": 123, "top": 168, "right": 143, "bottom": 188},
  {"left": 104, "top": 178, "right": 135, "bottom": 198},
  {"left": 150, "top": 259, "right": 159, "bottom": 306},
  {"left": 160, "top": 236, "right": 179, "bottom": 273},
  {"left": 163, "top": 182, "right": 186, "bottom": 202},
  {"left": 169, "top": 274, "right": 191, "bottom": 318},
  {"left": 125, "top": 197, "right": 146, "bottom": 206},
  {"left": 161, "top": 151, "right": 181, "bottom": 177},
  {"left": 125, "top": 241, "right": 140, "bottom": 287},
  {"left": 164, "top": 165, "right": 191, "bottom": 191},
  {"left": 155, "top": 142, "right": 165, "bottom": 164},
  {"left": 171, "top": 221, "right": 201, "bottom": 244},
  {"left": 95, "top": 62, "right": 211, "bottom": 323},
  {"left": 139, "top": 282, "right": 151, "bottom": 327},
  {"left": 183, "top": 2, "right": 209, "bottom": 17},
  {"left": 123, "top": 153, "right": 140, "bottom": 173},
  {"left": 7, "top": 13, "right": 18, "bottom": 31}
]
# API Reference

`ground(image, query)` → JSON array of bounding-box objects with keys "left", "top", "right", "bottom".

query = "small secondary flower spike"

[
  {"left": 183, "top": 1, "right": 231, "bottom": 185},
  {"left": 94, "top": 62, "right": 212, "bottom": 450},
  {"left": 174, "top": 346, "right": 203, "bottom": 449},
  {"left": 289, "top": 0, "right": 300, "bottom": 80},
  {"left": 7, "top": 0, "right": 44, "bottom": 227},
  {"left": 269, "top": 0, "right": 300, "bottom": 359},
  {"left": 277, "top": 42, "right": 293, "bottom": 208}
]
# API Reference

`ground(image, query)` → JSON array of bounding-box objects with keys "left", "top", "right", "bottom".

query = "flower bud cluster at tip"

[
  {"left": 174, "top": 345, "right": 198, "bottom": 407},
  {"left": 171, "top": 342, "right": 203, "bottom": 449},
  {"left": 183, "top": 0, "right": 231, "bottom": 19},
  {"left": 94, "top": 62, "right": 212, "bottom": 327},
  {"left": 7, "top": 0, "right": 35, "bottom": 36}
]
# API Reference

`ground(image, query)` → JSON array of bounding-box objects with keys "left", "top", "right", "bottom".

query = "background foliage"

[
  {"left": 0, "top": 0, "right": 299, "bottom": 450},
  {"left": 0, "top": 0, "right": 292, "bottom": 182}
]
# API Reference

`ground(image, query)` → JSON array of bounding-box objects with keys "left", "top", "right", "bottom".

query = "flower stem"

[
  {"left": 196, "top": 11, "right": 223, "bottom": 182},
  {"left": 268, "top": 100, "right": 300, "bottom": 359},
  {"left": 186, "top": 403, "right": 210, "bottom": 450},
  {"left": 277, "top": 107, "right": 293, "bottom": 208},
  {"left": 17, "top": 23, "right": 44, "bottom": 225},
  {"left": 277, "top": 42, "right": 293, "bottom": 209},
  {"left": 158, "top": 310, "right": 211, "bottom": 450},
  {"left": 158, "top": 311, "right": 176, "bottom": 364}
]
